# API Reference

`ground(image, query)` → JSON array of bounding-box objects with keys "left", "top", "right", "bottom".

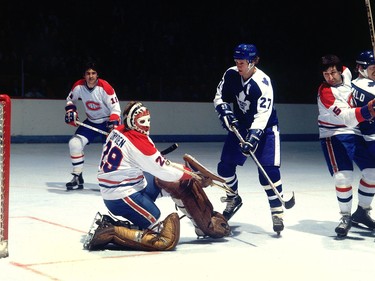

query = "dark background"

[{"left": 0, "top": 1, "right": 372, "bottom": 103}]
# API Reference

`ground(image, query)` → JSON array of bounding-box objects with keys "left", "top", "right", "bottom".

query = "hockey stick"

[
  {"left": 161, "top": 143, "right": 179, "bottom": 155},
  {"left": 75, "top": 121, "right": 109, "bottom": 136},
  {"left": 231, "top": 126, "right": 295, "bottom": 209},
  {"left": 75, "top": 121, "right": 179, "bottom": 156},
  {"left": 365, "top": 0, "right": 375, "bottom": 55}
]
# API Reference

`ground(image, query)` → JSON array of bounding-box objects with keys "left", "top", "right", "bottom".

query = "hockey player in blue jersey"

[
  {"left": 348, "top": 50, "right": 375, "bottom": 230},
  {"left": 213, "top": 43, "right": 285, "bottom": 234},
  {"left": 352, "top": 50, "right": 375, "bottom": 158}
]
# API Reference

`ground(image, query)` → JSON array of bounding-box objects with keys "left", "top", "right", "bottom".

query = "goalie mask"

[{"left": 123, "top": 101, "right": 151, "bottom": 135}]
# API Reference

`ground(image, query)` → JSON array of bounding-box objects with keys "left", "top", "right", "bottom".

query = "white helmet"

[{"left": 123, "top": 101, "right": 151, "bottom": 135}]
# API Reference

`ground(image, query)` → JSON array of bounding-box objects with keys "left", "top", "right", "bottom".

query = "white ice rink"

[{"left": 1, "top": 141, "right": 374, "bottom": 281}]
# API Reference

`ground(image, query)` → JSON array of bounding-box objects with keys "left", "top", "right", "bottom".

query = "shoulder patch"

[
  {"left": 97, "top": 79, "right": 115, "bottom": 95},
  {"left": 262, "top": 77, "right": 269, "bottom": 86},
  {"left": 126, "top": 130, "right": 157, "bottom": 156},
  {"left": 72, "top": 79, "right": 85, "bottom": 91},
  {"left": 319, "top": 84, "right": 335, "bottom": 108}
]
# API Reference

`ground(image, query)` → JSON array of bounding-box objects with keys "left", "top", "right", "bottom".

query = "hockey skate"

[
  {"left": 351, "top": 206, "right": 375, "bottom": 230},
  {"left": 335, "top": 214, "right": 352, "bottom": 238},
  {"left": 222, "top": 194, "right": 243, "bottom": 221},
  {"left": 83, "top": 212, "right": 108, "bottom": 250},
  {"left": 272, "top": 214, "right": 284, "bottom": 235},
  {"left": 66, "top": 173, "right": 84, "bottom": 190},
  {"left": 101, "top": 214, "right": 138, "bottom": 229},
  {"left": 83, "top": 212, "right": 130, "bottom": 250}
]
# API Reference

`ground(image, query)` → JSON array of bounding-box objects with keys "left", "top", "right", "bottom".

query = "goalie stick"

[
  {"left": 75, "top": 121, "right": 178, "bottom": 156},
  {"left": 165, "top": 159, "right": 235, "bottom": 194},
  {"left": 231, "top": 126, "right": 295, "bottom": 209}
]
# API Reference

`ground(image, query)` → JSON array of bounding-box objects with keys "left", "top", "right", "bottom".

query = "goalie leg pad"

[
  {"left": 87, "top": 212, "right": 180, "bottom": 251},
  {"left": 112, "top": 212, "right": 180, "bottom": 251},
  {"left": 155, "top": 178, "right": 231, "bottom": 238}
]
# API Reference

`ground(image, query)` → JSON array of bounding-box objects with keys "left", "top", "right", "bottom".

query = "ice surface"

[{"left": 0, "top": 142, "right": 374, "bottom": 281}]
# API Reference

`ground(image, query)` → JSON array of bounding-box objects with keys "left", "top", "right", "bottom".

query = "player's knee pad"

[
  {"left": 217, "top": 161, "right": 236, "bottom": 178},
  {"left": 259, "top": 166, "right": 280, "bottom": 186},
  {"left": 69, "top": 134, "right": 88, "bottom": 155},
  {"left": 361, "top": 168, "right": 375, "bottom": 184},
  {"left": 333, "top": 170, "right": 353, "bottom": 187}
]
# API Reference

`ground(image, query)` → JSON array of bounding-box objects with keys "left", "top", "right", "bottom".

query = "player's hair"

[
  {"left": 320, "top": 54, "right": 343, "bottom": 72},
  {"left": 83, "top": 61, "right": 99, "bottom": 74}
]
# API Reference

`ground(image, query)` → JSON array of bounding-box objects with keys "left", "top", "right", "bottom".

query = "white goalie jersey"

[
  {"left": 97, "top": 125, "right": 188, "bottom": 200},
  {"left": 317, "top": 67, "right": 365, "bottom": 138}
]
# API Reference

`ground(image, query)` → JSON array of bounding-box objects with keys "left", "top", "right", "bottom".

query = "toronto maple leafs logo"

[
  {"left": 368, "top": 81, "right": 375, "bottom": 87},
  {"left": 237, "top": 91, "right": 250, "bottom": 113},
  {"left": 262, "top": 77, "right": 269, "bottom": 86}
]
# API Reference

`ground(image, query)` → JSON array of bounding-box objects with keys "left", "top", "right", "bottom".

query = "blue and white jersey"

[
  {"left": 352, "top": 76, "right": 375, "bottom": 138},
  {"left": 213, "top": 66, "right": 278, "bottom": 130}
]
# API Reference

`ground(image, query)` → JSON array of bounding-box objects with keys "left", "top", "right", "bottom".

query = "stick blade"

[{"left": 284, "top": 192, "right": 295, "bottom": 209}]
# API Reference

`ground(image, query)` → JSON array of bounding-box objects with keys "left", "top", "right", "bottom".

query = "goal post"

[{"left": 0, "top": 94, "right": 11, "bottom": 258}]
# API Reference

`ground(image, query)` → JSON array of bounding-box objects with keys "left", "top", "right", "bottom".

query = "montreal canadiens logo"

[{"left": 86, "top": 101, "right": 101, "bottom": 111}]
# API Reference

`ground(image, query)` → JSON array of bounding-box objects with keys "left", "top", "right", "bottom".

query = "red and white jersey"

[
  {"left": 97, "top": 125, "right": 187, "bottom": 200},
  {"left": 317, "top": 67, "right": 364, "bottom": 138},
  {"left": 66, "top": 78, "right": 121, "bottom": 124}
]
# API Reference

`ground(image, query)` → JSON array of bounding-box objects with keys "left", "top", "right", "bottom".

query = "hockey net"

[{"left": 0, "top": 94, "right": 10, "bottom": 258}]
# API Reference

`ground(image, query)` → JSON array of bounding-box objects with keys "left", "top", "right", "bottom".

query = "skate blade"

[
  {"left": 83, "top": 212, "right": 102, "bottom": 249},
  {"left": 66, "top": 185, "right": 84, "bottom": 191},
  {"left": 351, "top": 220, "right": 375, "bottom": 231}
]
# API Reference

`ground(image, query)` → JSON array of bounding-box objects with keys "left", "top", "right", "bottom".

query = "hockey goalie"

[
  {"left": 83, "top": 154, "right": 231, "bottom": 251},
  {"left": 83, "top": 101, "right": 230, "bottom": 252}
]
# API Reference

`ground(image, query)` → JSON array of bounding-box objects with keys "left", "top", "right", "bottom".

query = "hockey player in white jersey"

[
  {"left": 213, "top": 43, "right": 286, "bottom": 234},
  {"left": 84, "top": 101, "right": 194, "bottom": 251},
  {"left": 318, "top": 54, "right": 375, "bottom": 237},
  {"left": 64, "top": 61, "right": 121, "bottom": 190}
]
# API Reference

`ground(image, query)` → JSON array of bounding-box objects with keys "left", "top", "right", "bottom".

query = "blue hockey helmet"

[
  {"left": 356, "top": 50, "right": 375, "bottom": 69},
  {"left": 233, "top": 44, "right": 258, "bottom": 62}
]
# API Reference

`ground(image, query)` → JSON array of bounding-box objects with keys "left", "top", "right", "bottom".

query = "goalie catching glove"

[
  {"left": 156, "top": 177, "right": 230, "bottom": 238},
  {"left": 156, "top": 155, "right": 231, "bottom": 238}
]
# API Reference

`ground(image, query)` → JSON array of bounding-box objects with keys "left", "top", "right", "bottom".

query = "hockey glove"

[
  {"left": 65, "top": 104, "right": 79, "bottom": 126},
  {"left": 216, "top": 103, "right": 239, "bottom": 132},
  {"left": 107, "top": 114, "right": 121, "bottom": 132},
  {"left": 360, "top": 99, "right": 375, "bottom": 120},
  {"left": 240, "top": 129, "right": 264, "bottom": 156}
]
